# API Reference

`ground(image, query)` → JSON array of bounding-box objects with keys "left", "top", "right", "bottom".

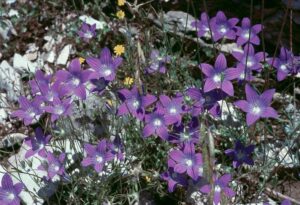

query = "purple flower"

[
  {"left": 117, "top": 86, "right": 157, "bottom": 120},
  {"left": 43, "top": 96, "right": 72, "bottom": 122},
  {"left": 157, "top": 95, "right": 184, "bottom": 125},
  {"left": 232, "top": 44, "right": 265, "bottom": 72},
  {"left": 29, "top": 70, "right": 52, "bottom": 95},
  {"left": 77, "top": 22, "right": 96, "bottom": 42},
  {"left": 191, "top": 12, "right": 211, "bottom": 38},
  {"left": 38, "top": 152, "right": 66, "bottom": 181},
  {"left": 109, "top": 135, "right": 124, "bottom": 161},
  {"left": 200, "top": 174, "right": 235, "bottom": 205},
  {"left": 200, "top": 53, "right": 240, "bottom": 96},
  {"left": 55, "top": 58, "right": 93, "bottom": 100},
  {"left": 143, "top": 109, "right": 173, "bottom": 140},
  {"left": 281, "top": 199, "right": 292, "bottom": 205},
  {"left": 12, "top": 96, "right": 43, "bottom": 125},
  {"left": 0, "top": 173, "right": 23, "bottom": 205},
  {"left": 268, "top": 47, "right": 300, "bottom": 81},
  {"left": 210, "top": 11, "right": 239, "bottom": 41},
  {"left": 234, "top": 84, "right": 278, "bottom": 126},
  {"left": 90, "top": 78, "right": 109, "bottom": 94},
  {"left": 86, "top": 47, "right": 123, "bottom": 81},
  {"left": 81, "top": 139, "right": 114, "bottom": 172},
  {"left": 169, "top": 117, "right": 200, "bottom": 145},
  {"left": 225, "top": 140, "right": 255, "bottom": 168},
  {"left": 161, "top": 168, "right": 187, "bottom": 192},
  {"left": 24, "top": 127, "right": 51, "bottom": 159},
  {"left": 169, "top": 143, "right": 203, "bottom": 180},
  {"left": 236, "top": 17, "right": 262, "bottom": 46},
  {"left": 38, "top": 81, "right": 63, "bottom": 103},
  {"left": 235, "top": 63, "right": 254, "bottom": 82},
  {"left": 146, "top": 50, "right": 170, "bottom": 74}
]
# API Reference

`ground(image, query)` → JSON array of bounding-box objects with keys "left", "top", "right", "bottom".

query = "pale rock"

[
  {"left": 0, "top": 19, "right": 17, "bottom": 40},
  {"left": 56, "top": 44, "right": 72, "bottom": 65},
  {"left": 79, "top": 15, "right": 107, "bottom": 29},
  {"left": 0, "top": 133, "right": 27, "bottom": 148},
  {"left": 13, "top": 53, "right": 38, "bottom": 73},
  {"left": 24, "top": 43, "right": 39, "bottom": 61},
  {"left": 6, "top": 0, "right": 16, "bottom": 3},
  {"left": 0, "top": 109, "right": 8, "bottom": 124},
  {"left": 8, "top": 9, "right": 19, "bottom": 17},
  {"left": 43, "top": 50, "right": 56, "bottom": 63}
]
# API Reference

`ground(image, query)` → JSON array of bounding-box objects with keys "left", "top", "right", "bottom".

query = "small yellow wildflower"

[
  {"left": 117, "top": 0, "right": 125, "bottom": 6},
  {"left": 124, "top": 77, "right": 134, "bottom": 86},
  {"left": 114, "top": 44, "right": 125, "bottom": 56},
  {"left": 79, "top": 57, "right": 85, "bottom": 64},
  {"left": 106, "top": 99, "right": 114, "bottom": 107},
  {"left": 145, "top": 176, "right": 151, "bottom": 183},
  {"left": 116, "top": 10, "right": 125, "bottom": 20}
]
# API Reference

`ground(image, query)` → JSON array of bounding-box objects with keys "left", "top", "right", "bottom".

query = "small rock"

[
  {"left": 5, "top": 0, "right": 16, "bottom": 4},
  {"left": 164, "top": 11, "right": 197, "bottom": 32},
  {"left": 43, "top": 50, "right": 56, "bottom": 63},
  {"left": 56, "top": 44, "right": 72, "bottom": 65},
  {"left": 0, "top": 133, "right": 27, "bottom": 149},
  {"left": 13, "top": 53, "right": 38, "bottom": 73},
  {"left": 79, "top": 15, "right": 107, "bottom": 29},
  {"left": 0, "top": 19, "right": 17, "bottom": 40},
  {"left": 24, "top": 43, "right": 39, "bottom": 61},
  {"left": 8, "top": 9, "right": 19, "bottom": 17},
  {"left": 0, "top": 109, "right": 8, "bottom": 124}
]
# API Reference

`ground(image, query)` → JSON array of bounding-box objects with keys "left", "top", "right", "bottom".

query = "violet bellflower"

[
  {"left": 156, "top": 95, "right": 184, "bottom": 125},
  {"left": 210, "top": 11, "right": 239, "bottom": 42},
  {"left": 24, "top": 127, "right": 51, "bottom": 159},
  {"left": 38, "top": 152, "right": 66, "bottom": 181},
  {"left": 38, "top": 81, "right": 63, "bottom": 103},
  {"left": 86, "top": 47, "right": 123, "bottom": 81},
  {"left": 12, "top": 96, "right": 44, "bottom": 126},
  {"left": 225, "top": 140, "right": 255, "bottom": 168},
  {"left": 234, "top": 84, "right": 278, "bottom": 126},
  {"left": 161, "top": 167, "right": 187, "bottom": 192},
  {"left": 168, "top": 143, "right": 203, "bottom": 180},
  {"left": 232, "top": 44, "right": 265, "bottom": 72},
  {"left": 143, "top": 109, "right": 172, "bottom": 140},
  {"left": 0, "top": 173, "right": 23, "bottom": 205},
  {"left": 55, "top": 58, "right": 93, "bottom": 100},
  {"left": 146, "top": 49, "right": 170, "bottom": 74},
  {"left": 29, "top": 70, "right": 52, "bottom": 95},
  {"left": 109, "top": 135, "right": 124, "bottom": 161},
  {"left": 77, "top": 22, "right": 96, "bottom": 42},
  {"left": 200, "top": 174, "right": 235, "bottom": 205},
  {"left": 117, "top": 86, "right": 157, "bottom": 120},
  {"left": 236, "top": 17, "right": 262, "bottom": 46},
  {"left": 43, "top": 96, "right": 72, "bottom": 122},
  {"left": 200, "top": 53, "right": 240, "bottom": 96},
  {"left": 191, "top": 12, "right": 211, "bottom": 38},
  {"left": 81, "top": 139, "right": 115, "bottom": 172}
]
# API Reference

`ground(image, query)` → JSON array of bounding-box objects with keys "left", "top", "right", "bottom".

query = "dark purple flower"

[
  {"left": 12, "top": 96, "right": 44, "bottom": 126},
  {"left": 169, "top": 117, "right": 200, "bottom": 145},
  {"left": 43, "top": 96, "right": 72, "bottom": 122},
  {"left": 210, "top": 11, "right": 239, "bottom": 41},
  {"left": 225, "top": 140, "right": 255, "bottom": 168},
  {"left": 109, "top": 135, "right": 124, "bottom": 161},
  {"left": 55, "top": 58, "right": 93, "bottom": 100},
  {"left": 24, "top": 127, "right": 51, "bottom": 159},
  {"left": 81, "top": 139, "right": 114, "bottom": 172},
  {"left": 29, "top": 70, "right": 52, "bottom": 95},
  {"left": 156, "top": 95, "right": 184, "bottom": 125},
  {"left": 117, "top": 86, "right": 157, "bottom": 120},
  {"left": 161, "top": 167, "right": 187, "bottom": 192},
  {"left": 234, "top": 84, "right": 278, "bottom": 126},
  {"left": 77, "top": 22, "right": 96, "bottom": 42},
  {"left": 191, "top": 12, "right": 211, "bottom": 38},
  {"left": 200, "top": 53, "right": 240, "bottom": 96},
  {"left": 90, "top": 78, "right": 109, "bottom": 94},
  {"left": 232, "top": 44, "right": 265, "bottom": 72},
  {"left": 146, "top": 50, "right": 170, "bottom": 74},
  {"left": 86, "top": 47, "right": 123, "bottom": 81},
  {"left": 0, "top": 173, "right": 23, "bottom": 205},
  {"left": 38, "top": 152, "right": 66, "bottom": 181},
  {"left": 169, "top": 143, "right": 203, "bottom": 180},
  {"left": 143, "top": 109, "right": 172, "bottom": 140},
  {"left": 200, "top": 174, "right": 235, "bottom": 205},
  {"left": 236, "top": 17, "right": 262, "bottom": 46}
]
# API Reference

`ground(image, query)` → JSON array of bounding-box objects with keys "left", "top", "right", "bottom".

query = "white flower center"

[
  {"left": 7, "top": 192, "right": 15, "bottom": 200},
  {"left": 243, "top": 31, "right": 250, "bottom": 39},
  {"left": 169, "top": 107, "right": 177, "bottom": 114},
  {"left": 246, "top": 59, "right": 253, "bottom": 67},
  {"left": 214, "top": 185, "right": 221, "bottom": 193},
  {"left": 182, "top": 133, "right": 190, "bottom": 139},
  {"left": 152, "top": 63, "right": 159, "bottom": 71},
  {"left": 240, "top": 72, "right": 245, "bottom": 79},
  {"left": 55, "top": 106, "right": 64, "bottom": 115},
  {"left": 104, "top": 69, "right": 112, "bottom": 76},
  {"left": 84, "top": 31, "right": 93, "bottom": 39},
  {"left": 199, "top": 167, "right": 203, "bottom": 176},
  {"left": 185, "top": 159, "right": 193, "bottom": 167},
  {"left": 213, "top": 74, "right": 222, "bottom": 83},
  {"left": 132, "top": 100, "right": 140, "bottom": 108},
  {"left": 96, "top": 155, "right": 103, "bottom": 163},
  {"left": 280, "top": 64, "right": 287, "bottom": 71},
  {"left": 28, "top": 111, "right": 36, "bottom": 118},
  {"left": 153, "top": 119, "right": 162, "bottom": 127},
  {"left": 219, "top": 25, "right": 227, "bottom": 34},
  {"left": 72, "top": 77, "right": 80, "bottom": 86},
  {"left": 54, "top": 165, "right": 60, "bottom": 172},
  {"left": 252, "top": 105, "right": 261, "bottom": 115}
]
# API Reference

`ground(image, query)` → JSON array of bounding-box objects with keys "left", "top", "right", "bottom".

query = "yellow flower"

[
  {"left": 116, "top": 10, "right": 125, "bottom": 20},
  {"left": 114, "top": 44, "right": 125, "bottom": 56},
  {"left": 145, "top": 176, "right": 151, "bottom": 183},
  {"left": 106, "top": 99, "right": 114, "bottom": 107},
  {"left": 117, "top": 0, "right": 125, "bottom": 6},
  {"left": 124, "top": 77, "right": 134, "bottom": 86},
  {"left": 79, "top": 57, "right": 85, "bottom": 64}
]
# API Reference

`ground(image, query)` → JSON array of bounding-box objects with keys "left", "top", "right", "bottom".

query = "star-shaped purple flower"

[
  {"left": 117, "top": 86, "right": 157, "bottom": 120},
  {"left": 12, "top": 96, "right": 44, "bottom": 126},
  {"left": 200, "top": 174, "right": 235, "bottom": 205},
  {"left": 146, "top": 50, "right": 170, "bottom": 74},
  {"left": 157, "top": 95, "right": 184, "bottom": 125},
  {"left": 55, "top": 58, "right": 93, "bottom": 100},
  {"left": 191, "top": 12, "right": 211, "bottom": 38},
  {"left": 43, "top": 96, "right": 72, "bottom": 122},
  {"left": 0, "top": 173, "right": 23, "bottom": 205},
  {"left": 169, "top": 143, "right": 203, "bottom": 180},
  {"left": 236, "top": 17, "right": 262, "bottom": 46},
  {"left": 225, "top": 140, "right": 255, "bottom": 168},
  {"left": 86, "top": 47, "right": 123, "bottom": 81},
  {"left": 24, "top": 127, "right": 51, "bottom": 159},
  {"left": 200, "top": 53, "right": 240, "bottom": 96},
  {"left": 81, "top": 139, "right": 114, "bottom": 173},
  {"left": 29, "top": 70, "right": 52, "bottom": 95},
  {"left": 38, "top": 152, "right": 66, "bottom": 181},
  {"left": 161, "top": 167, "right": 187, "bottom": 192},
  {"left": 210, "top": 11, "right": 239, "bottom": 42},
  {"left": 234, "top": 84, "right": 278, "bottom": 126},
  {"left": 232, "top": 44, "right": 265, "bottom": 72},
  {"left": 77, "top": 22, "right": 96, "bottom": 42}
]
